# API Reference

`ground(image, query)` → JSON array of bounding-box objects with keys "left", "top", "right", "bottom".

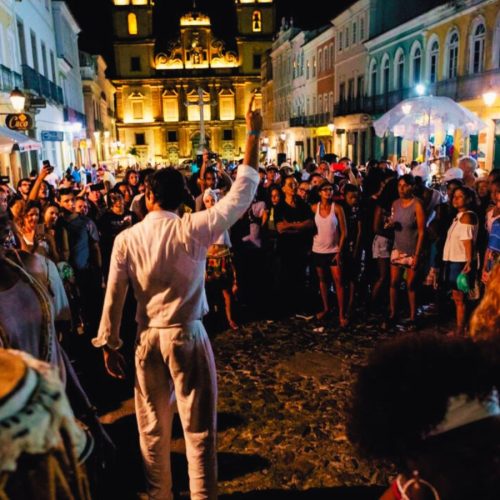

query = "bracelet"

[{"left": 247, "top": 130, "right": 261, "bottom": 136}]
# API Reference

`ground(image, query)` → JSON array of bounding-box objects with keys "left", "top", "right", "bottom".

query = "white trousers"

[{"left": 134, "top": 321, "right": 218, "bottom": 500}]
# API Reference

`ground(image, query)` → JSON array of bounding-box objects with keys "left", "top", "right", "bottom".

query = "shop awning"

[{"left": 0, "top": 126, "right": 42, "bottom": 154}]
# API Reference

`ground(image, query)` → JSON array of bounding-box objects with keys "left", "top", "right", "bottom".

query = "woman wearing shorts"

[
  {"left": 311, "top": 182, "right": 347, "bottom": 324},
  {"left": 442, "top": 186, "right": 478, "bottom": 336},
  {"left": 387, "top": 175, "right": 425, "bottom": 328}
]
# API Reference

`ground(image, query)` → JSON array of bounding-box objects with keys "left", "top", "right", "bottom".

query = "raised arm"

[
  {"left": 28, "top": 164, "right": 50, "bottom": 201},
  {"left": 185, "top": 96, "right": 262, "bottom": 250}
]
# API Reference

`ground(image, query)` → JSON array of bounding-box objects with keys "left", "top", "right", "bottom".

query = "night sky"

[{"left": 66, "top": 0, "right": 352, "bottom": 74}]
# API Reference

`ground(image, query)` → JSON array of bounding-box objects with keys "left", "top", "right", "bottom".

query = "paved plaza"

[{"left": 97, "top": 314, "right": 430, "bottom": 498}]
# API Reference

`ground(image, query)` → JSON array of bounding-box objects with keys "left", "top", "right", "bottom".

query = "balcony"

[
  {"left": 431, "top": 68, "right": 500, "bottom": 102},
  {"left": 290, "top": 116, "right": 306, "bottom": 127},
  {"left": 0, "top": 65, "right": 23, "bottom": 93},
  {"left": 21, "top": 64, "right": 64, "bottom": 105},
  {"left": 334, "top": 69, "right": 500, "bottom": 118},
  {"left": 64, "top": 107, "right": 87, "bottom": 127},
  {"left": 294, "top": 112, "right": 331, "bottom": 128}
]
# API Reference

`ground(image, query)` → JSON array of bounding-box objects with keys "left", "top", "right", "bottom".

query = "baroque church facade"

[{"left": 111, "top": 0, "right": 275, "bottom": 165}]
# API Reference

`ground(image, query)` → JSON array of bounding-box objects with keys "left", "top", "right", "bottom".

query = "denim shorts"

[{"left": 443, "top": 261, "right": 476, "bottom": 291}]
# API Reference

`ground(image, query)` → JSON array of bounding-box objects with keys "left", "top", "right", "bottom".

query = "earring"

[{"left": 397, "top": 470, "right": 440, "bottom": 500}]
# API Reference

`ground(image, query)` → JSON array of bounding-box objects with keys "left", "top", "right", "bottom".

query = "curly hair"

[
  {"left": 470, "top": 264, "right": 500, "bottom": 341},
  {"left": 348, "top": 334, "right": 497, "bottom": 462}
]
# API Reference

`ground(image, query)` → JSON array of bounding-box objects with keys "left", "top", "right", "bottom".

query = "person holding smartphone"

[{"left": 16, "top": 200, "right": 57, "bottom": 261}]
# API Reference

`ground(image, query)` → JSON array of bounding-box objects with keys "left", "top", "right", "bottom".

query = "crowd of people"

[
  {"left": 1, "top": 146, "right": 499, "bottom": 337},
  {"left": 0, "top": 97, "right": 500, "bottom": 499}
]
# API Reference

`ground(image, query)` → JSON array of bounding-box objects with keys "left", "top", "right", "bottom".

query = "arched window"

[
  {"left": 252, "top": 11, "right": 262, "bottom": 32},
  {"left": 394, "top": 50, "right": 405, "bottom": 90},
  {"left": 446, "top": 30, "right": 459, "bottom": 79},
  {"left": 128, "top": 12, "right": 138, "bottom": 35},
  {"left": 470, "top": 20, "right": 486, "bottom": 73},
  {"left": 381, "top": 55, "right": 390, "bottom": 94},
  {"left": 369, "top": 59, "right": 378, "bottom": 96},
  {"left": 411, "top": 44, "right": 422, "bottom": 84},
  {"left": 427, "top": 38, "right": 439, "bottom": 83}
]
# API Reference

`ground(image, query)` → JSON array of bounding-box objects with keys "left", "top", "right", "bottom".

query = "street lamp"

[
  {"left": 10, "top": 88, "right": 26, "bottom": 113},
  {"left": 327, "top": 122, "right": 335, "bottom": 133},
  {"left": 415, "top": 84, "right": 426, "bottom": 96},
  {"left": 483, "top": 89, "right": 497, "bottom": 107}
]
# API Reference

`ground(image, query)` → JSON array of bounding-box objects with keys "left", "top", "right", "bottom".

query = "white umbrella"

[{"left": 373, "top": 96, "right": 487, "bottom": 141}]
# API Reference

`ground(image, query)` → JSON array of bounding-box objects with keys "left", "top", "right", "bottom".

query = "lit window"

[
  {"left": 128, "top": 13, "right": 138, "bottom": 35},
  {"left": 163, "top": 91, "right": 179, "bottom": 122},
  {"left": 219, "top": 90, "right": 235, "bottom": 121},
  {"left": 252, "top": 10, "right": 262, "bottom": 32},
  {"left": 132, "top": 101, "right": 143, "bottom": 120}
]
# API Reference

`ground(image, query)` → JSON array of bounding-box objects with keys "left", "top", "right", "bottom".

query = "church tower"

[
  {"left": 112, "top": 0, "right": 155, "bottom": 78},
  {"left": 235, "top": 0, "right": 275, "bottom": 75}
]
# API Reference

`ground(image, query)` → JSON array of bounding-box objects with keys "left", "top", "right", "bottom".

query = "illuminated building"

[{"left": 111, "top": 0, "right": 275, "bottom": 165}]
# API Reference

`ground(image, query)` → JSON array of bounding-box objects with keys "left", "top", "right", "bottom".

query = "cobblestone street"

[
  {"left": 213, "top": 317, "right": 391, "bottom": 498},
  {"left": 99, "top": 315, "right": 414, "bottom": 498}
]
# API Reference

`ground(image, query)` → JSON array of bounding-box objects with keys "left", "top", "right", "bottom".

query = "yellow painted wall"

[{"left": 426, "top": 0, "right": 500, "bottom": 80}]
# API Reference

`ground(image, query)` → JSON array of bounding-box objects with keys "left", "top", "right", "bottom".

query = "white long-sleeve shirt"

[{"left": 92, "top": 165, "right": 259, "bottom": 350}]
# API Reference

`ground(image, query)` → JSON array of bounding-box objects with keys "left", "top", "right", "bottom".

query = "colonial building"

[
  {"left": 80, "top": 52, "right": 116, "bottom": 165},
  {"left": 111, "top": 0, "right": 275, "bottom": 165},
  {"left": 424, "top": 0, "right": 500, "bottom": 170},
  {"left": 332, "top": 0, "right": 371, "bottom": 164},
  {"left": 364, "top": 0, "right": 499, "bottom": 169},
  {"left": 0, "top": 0, "right": 87, "bottom": 181},
  {"left": 265, "top": 21, "right": 335, "bottom": 165},
  {"left": 332, "top": 0, "right": 453, "bottom": 165}
]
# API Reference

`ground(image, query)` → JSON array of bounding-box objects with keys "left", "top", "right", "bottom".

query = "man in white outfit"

[{"left": 92, "top": 98, "right": 262, "bottom": 499}]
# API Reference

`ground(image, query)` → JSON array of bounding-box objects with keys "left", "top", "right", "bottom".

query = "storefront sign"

[
  {"left": 6, "top": 113, "right": 33, "bottom": 131},
  {"left": 41, "top": 130, "right": 64, "bottom": 142}
]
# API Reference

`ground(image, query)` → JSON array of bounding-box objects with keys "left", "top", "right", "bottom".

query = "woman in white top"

[
  {"left": 442, "top": 186, "right": 478, "bottom": 336},
  {"left": 311, "top": 182, "right": 347, "bottom": 324}
]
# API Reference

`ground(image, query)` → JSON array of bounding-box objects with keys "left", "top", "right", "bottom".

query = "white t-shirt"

[
  {"left": 44, "top": 172, "right": 59, "bottom": 188},
  {"left": 443, "top": 211, "right": 478, "bottom": 262}
]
